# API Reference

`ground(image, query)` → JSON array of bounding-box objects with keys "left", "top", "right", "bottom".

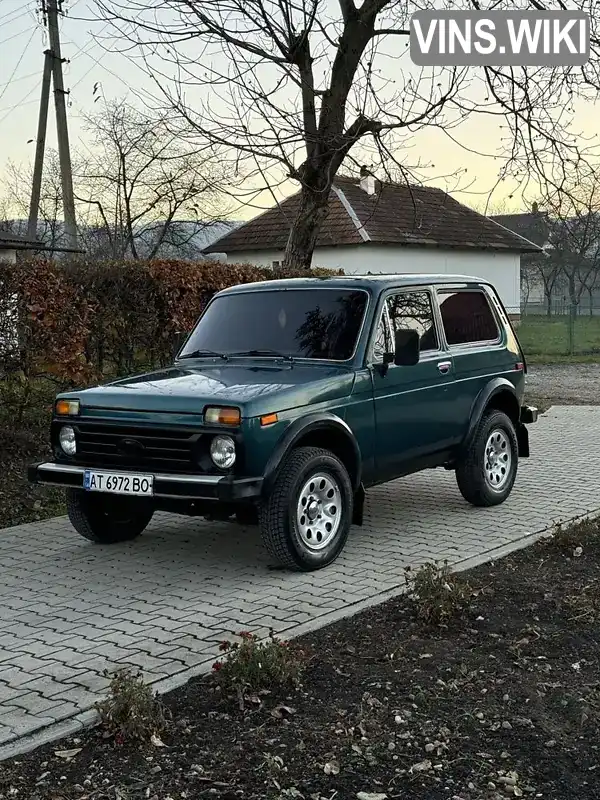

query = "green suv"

[{"left": 29, "top": 275, "right": 537, "bottom": 571}]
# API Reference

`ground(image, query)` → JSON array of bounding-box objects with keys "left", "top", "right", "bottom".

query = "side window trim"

[
  {"left": 436, "top": 287, "right": 502, "bottom": 349},
  {"left": 369, "top": 296, "right": 394, "bottom": 363}
]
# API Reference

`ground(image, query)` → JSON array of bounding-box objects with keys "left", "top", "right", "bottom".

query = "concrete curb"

[{"left": 1, "top": 505, "right": 598, "bottom": 762}]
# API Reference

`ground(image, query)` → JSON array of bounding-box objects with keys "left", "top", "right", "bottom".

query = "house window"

[
  {"left": 272, "top": 260, "right": 281, "bottom": 269},
  {"left": 438, "top": 290, "right": 499, "bottom": 345}
]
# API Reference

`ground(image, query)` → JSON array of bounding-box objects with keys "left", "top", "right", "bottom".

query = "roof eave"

[{"left": 205, "top": 239, "right": 542, "bottom": 255}]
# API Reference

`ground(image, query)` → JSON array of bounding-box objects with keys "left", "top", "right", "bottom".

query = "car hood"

[{"left": 71, "top": 361, "right": 356, "bottom": 418}]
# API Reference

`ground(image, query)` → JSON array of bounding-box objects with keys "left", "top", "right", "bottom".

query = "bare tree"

[
  {"left": 1, "top": 150, "right": 67, "bottom": 253},
  {"left": 75, "top": 99, "right": 232, "bottom": 260},
  {"left": 542, "top": 177, "right": 600, "bottom": 320},
  {"left": 93, "top": 0, "right": 600, "bottom": 270}
]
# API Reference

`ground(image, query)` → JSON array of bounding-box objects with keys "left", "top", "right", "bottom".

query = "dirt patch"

[
  {"left": 526, "top": 363, "right": 600, "bottom": 406},
  {"left": 2, "top": 519, "right": 600, "bottom": 799}
]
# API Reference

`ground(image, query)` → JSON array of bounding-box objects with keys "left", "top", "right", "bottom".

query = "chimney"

[
  {"left": 360, "top": 165, "right": 377, "bottom": 196},
  {"left": 532, "top": 201, "right": 539, "bottom": 213}
]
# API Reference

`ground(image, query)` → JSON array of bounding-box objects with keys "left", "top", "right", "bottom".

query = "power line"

[
  {"left": 0, "top": 71, "right": 40, "bottom": 90},
  {"left": 0, "top": 26, "right": 35, "bottom": 47},
  {"left": 0, "top": 87, "right": 40, "bottom": 127},
  {"left": 0, "top": 3, "right": 35, "bottom": 26},
  {"left": 0, "top": 26, "right": 39, "bottom": 104}
]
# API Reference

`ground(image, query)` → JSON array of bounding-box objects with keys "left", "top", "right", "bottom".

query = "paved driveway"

[{"left": 1, "top": 406, "right": 599, "bottom": 756}]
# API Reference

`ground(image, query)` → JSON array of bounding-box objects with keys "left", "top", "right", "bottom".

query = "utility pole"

[
  {"left": 27, "top": 50, "right": 52, "bottom": 241},
  {"left": 29, "top": 0, "right": 78, "bottom": 251}
]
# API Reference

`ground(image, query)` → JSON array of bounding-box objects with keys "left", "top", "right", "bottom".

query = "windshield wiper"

[
  {"left": 179, "top": 349, "right": 229, "bottom": 361},
  {"left": 229, "top": 349, "right": 294, "bottom": 362}
]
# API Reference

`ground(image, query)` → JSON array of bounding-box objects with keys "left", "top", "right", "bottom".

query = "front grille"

[{"left": 73, "top": 422, "right": 200, "bottom": 473}]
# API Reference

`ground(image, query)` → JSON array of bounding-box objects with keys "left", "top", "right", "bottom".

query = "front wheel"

[
  {"left": 66, "top": 489, "right": 154, "bottom": 543},
  {"left": 259, "top": 446, "right": 353, "bottom": 571},
  {"left": 456, "top": 410, "right": 518, "bottom": 507}
]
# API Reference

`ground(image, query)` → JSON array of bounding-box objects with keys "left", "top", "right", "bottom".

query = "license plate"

[{"left": 83, "top": 470, "right": 154, "bottom": 496}]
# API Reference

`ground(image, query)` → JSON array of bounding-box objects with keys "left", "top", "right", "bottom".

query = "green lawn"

[{"left": 518, "top": 314, "right": 600, "bottom": 361}]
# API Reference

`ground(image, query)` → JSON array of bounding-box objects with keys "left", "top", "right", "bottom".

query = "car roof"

[{"left": 217, "top": 273, "right": 493, "bottom": 296}]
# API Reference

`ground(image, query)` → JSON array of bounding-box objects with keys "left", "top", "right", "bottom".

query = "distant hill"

[{"left": 3, "top": 219, "right": 243, "bottom": 261}]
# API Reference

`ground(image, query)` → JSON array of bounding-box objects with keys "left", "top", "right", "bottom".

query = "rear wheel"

[
  {"left": 259, "top": 446, "right": 353, "bottom": 571},
  {"left": 456, "top": 410, "right": 518, "bottom": 507},
  {"left": 66, "top": 489, "right": 154, "bottom": 543}
]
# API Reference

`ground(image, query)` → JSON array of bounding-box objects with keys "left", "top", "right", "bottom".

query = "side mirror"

[
  {"left": 394, "top": 329, "right": 420, "bottom": 366},
  {"left": 173, "top": 330, "right": 188, "bottom": 358}
]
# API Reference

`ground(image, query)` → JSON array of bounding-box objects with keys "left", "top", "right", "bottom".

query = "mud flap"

[
  {"left": 352, "top": 484, "right": 365, "bottom": 526},
  {"left": 517, "top": 423, "right": 530, "bottom": 458}
]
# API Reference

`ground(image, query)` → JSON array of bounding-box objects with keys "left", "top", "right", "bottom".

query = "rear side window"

[{"left": 438, "top": 290, "right": 499, "bottom": 346}]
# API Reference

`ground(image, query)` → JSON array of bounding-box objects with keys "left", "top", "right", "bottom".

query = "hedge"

[{"left": 0, "top": 258, "right": 341, "bottom": 407}]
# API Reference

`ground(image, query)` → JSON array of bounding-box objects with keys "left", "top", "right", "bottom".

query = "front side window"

[
  {"left": 180, "top": 288, "right": 368, "bottom": 361},
  {"left": 371, "top": 290, "right": 439, "bottom": 361},
  {"left": 438, "top": 290, "right": 499, "bottom": 346},
  {"left": 386, "top": 290, "right": 439, "bottom": 353}
]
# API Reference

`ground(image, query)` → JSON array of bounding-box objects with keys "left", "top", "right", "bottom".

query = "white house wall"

[
  {"left": 0, "top": 249, "right": 17, "bottom": 265},
  {"left": 226, "top": 246, "right": 521, "bottom": 314}
]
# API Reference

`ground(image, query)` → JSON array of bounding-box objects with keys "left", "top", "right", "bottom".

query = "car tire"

[
  {"left": 66, "top": 489, "right": 154, "bottom": 543},
  {"left": 259, "top": 446, "right": 353, "bottom": 571},
  {"left": 456, "top": 409, "right": 518, "bottom": 507}
]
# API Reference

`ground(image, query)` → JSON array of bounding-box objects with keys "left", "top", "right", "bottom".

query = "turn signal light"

[
  {"left": 55, "top": 399, "right": 80, "bottom": 416},
  {"left": 204, "top": 406, "right": 241, "bottom": 426},
  {"left": 260, "top": 413, "right": 278, "bottom": 427}
]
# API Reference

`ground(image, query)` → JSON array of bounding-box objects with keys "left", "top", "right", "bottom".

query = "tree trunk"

[
  {"left": 545, "top": 288, "right": 552, "bottom": 317},
  {"left": 283, "top": 182, "right": 332, "bottom": 273}
]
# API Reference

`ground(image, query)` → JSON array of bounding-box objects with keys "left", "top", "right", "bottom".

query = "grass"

[{"left": 519, "top": 314, "right": 600, "bottom": 360}]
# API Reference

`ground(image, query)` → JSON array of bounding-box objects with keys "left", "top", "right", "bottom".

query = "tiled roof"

[
  {"left": 490, "top": 211, "right": 551, "bottom": 248},
  {"left": 205, "top": 177, "right": 541, "bottom": 254}
]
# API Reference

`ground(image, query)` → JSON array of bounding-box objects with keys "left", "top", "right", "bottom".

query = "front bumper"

[{"left": 28, "top": 462, "right": 263, "bottom": 502}]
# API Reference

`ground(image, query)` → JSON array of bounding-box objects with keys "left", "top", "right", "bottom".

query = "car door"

[
  {"left": 435, "top": 286, "right": 515, "bottom": 440},
  {"left": 369, "top": 288, "right": 457, "bottom": 481}
]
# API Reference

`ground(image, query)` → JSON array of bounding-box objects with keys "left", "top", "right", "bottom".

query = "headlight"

[
  {"left": 204, "top": 406, "right": 241, "bottom": 426},
  {"left": 210, "top": 435, "right": 236, "bottom": 469},
  {"left": 59, "top": 425, "right": 77, "bottom": 456}
]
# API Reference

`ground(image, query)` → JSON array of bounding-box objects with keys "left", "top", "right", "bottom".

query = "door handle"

[{"left": 437, "top": 360, "right": 452, "bottom": 374}]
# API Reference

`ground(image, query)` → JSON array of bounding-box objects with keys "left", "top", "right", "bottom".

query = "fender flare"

[
  {"left": 461, "top": 378, "right": 520, "bottom": 454},
  {"left": 262, "top": 412, "right": 362, "bottom": 493}
]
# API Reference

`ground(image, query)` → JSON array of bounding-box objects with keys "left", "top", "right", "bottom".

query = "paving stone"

[
  {"left": 10, "top": 693, "right": 65, "bottom": 716},
  {"left": 0, "top": 684, "right": 26, "bottom": 704},
  {"left": 0, "top": 407, "right": 599, "bottom": 749}
]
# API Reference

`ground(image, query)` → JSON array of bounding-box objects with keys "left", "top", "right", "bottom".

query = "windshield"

[{"left": 180, "top": 288, "right": 368, "bottom": 361}]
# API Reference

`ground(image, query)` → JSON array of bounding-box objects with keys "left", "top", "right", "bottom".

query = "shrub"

[
  {"left": 405, "top": 561, "right": 473, "bottom": 625},
  {"left": 545, "top": 517, "right": 600, "bottom": 555},
  {"left": 565, "top": 582, "right": 600, "bottom": 622},
  {"left": 212, "top": 630, "right": 305, "bottom": 694},
  {"left": 0, "top": 257, "right": 343, "bottom": 424},
  {"left": 96, "top": 669, "right": 167, "bottom": 744},
  {"left": 0, "top": 258, "right": 343, "bottom": 374}
]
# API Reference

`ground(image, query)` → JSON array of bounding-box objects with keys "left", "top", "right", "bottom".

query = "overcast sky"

[{"left": 1, "top": 0, "right": 597, "bottom": 220}]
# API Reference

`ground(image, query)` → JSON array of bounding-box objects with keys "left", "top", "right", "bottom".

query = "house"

[
  {"left": 490, "top": 205, "right": 551, "bottom": 250},
  {"left": 204, "top": 175, "right": 540, "bottom": 317},
  {"left": 493, "top": 206, "right": 600, "bottom": 315}
]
